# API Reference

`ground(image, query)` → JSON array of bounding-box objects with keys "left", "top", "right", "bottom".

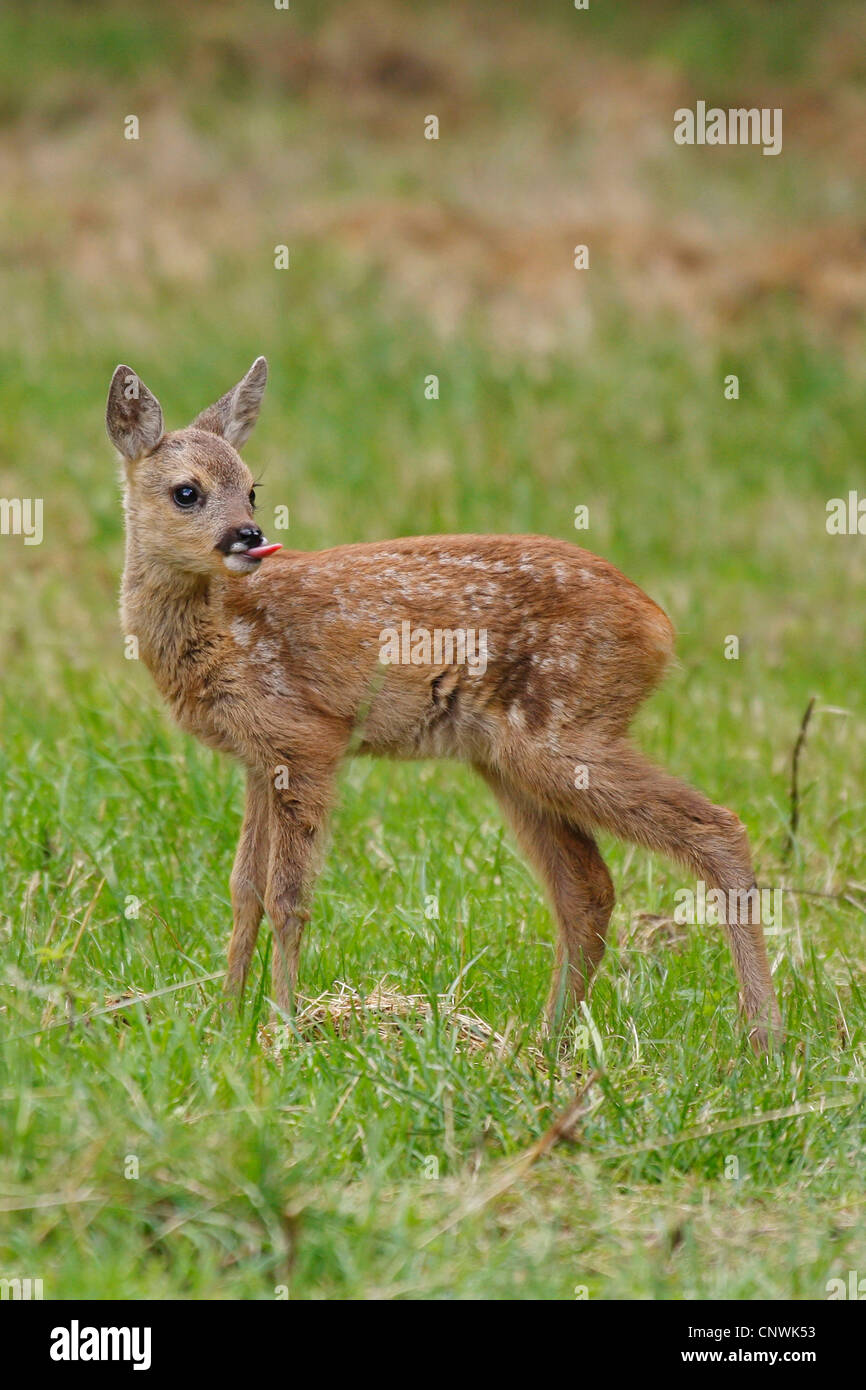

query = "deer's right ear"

[{"left": 106, "top": 365, "right": 164, "bottom": 461}]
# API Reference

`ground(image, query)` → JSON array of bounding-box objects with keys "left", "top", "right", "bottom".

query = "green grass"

[{"left": 1, "top": 0, "right": 865, "bottom": 1300}]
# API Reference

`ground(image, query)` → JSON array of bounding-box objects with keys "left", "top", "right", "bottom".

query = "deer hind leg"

[
  {"left": 480, "top": 770, "right": 615, "bottom": 1035},
  {"left": 226, "top": 768, "right": 270, "bottom": 999},
  {"left": 506, "top": 736, "right": 781, "bottom": 1051}
]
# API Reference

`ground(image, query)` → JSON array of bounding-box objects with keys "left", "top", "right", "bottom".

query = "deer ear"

[
  {"left": 192, "top": 356, "right": 268, "bottom": 450},
  {"left": 106, "top": 365, "right": 164, "bottom": 461}
]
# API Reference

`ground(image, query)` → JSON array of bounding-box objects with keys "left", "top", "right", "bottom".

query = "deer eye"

[
  {"left": 249, "top": 489, "right": 256, "bottom": 508},
  {"left": 172, "top": 484, "right": 200, "bottom": 508}
]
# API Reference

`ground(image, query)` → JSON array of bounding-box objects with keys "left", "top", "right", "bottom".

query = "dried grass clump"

[
  {"left": 626, "top": 911, "right": 690, "bottom": 954},
  {"left": 258, "top": 979, "right": 543, "bottom": 1063}
]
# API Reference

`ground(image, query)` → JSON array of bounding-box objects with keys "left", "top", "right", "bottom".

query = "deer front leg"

[
  {"left": 226, "top": 768, "right": 270, "bottom": 998},
  {"left": 264, "top": 763, "right": 336, "bottom": 1016}
]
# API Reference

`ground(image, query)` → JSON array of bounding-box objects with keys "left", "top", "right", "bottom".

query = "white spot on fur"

[
  {"left": 549, "top": 697, "right": 568, "bottom": 727},
  {"left": 254, "top": 640, "right": 279, "bottom": 664},
  {"left": 261, "top": 668, "right": 291, "bottom": 697}
]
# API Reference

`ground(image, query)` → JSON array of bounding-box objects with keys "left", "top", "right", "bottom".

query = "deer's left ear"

[{"left": 193, "top": 356, "right": 268, "bottom": 450}]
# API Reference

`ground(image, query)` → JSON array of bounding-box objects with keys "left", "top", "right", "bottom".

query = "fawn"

[{"left": 107, "top": 357, "right": 781, "bottom": 1051}]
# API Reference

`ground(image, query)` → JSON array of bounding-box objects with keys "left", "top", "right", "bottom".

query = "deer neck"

[{"left": 121, "top": 528, "right": 223, "bottom": 707}]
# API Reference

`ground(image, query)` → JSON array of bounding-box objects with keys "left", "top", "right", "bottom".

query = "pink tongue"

[{"left": 244, "top": 542, "right": 282, "bottom": 559}]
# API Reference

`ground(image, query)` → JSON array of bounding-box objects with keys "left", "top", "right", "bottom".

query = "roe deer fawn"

[{"left": 107, "top": 357, "right": 781, "bottom": 1051}]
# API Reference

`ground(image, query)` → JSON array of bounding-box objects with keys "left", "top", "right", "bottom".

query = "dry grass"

[
  {"left": 4, "top": 0, "right": 866, "bottom": 350},
  {"left": 258, "top": 979, "right": 546, "bottom": 1065}
]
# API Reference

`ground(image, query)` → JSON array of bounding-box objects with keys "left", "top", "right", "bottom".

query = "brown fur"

[{"left": 107, "top": 359, "right": 781, "bottom": 1051}]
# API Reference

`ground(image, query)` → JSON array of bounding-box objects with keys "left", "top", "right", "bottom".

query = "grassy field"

[{"left": 1, "top": 0, "right": 865, "bottom": 1299}]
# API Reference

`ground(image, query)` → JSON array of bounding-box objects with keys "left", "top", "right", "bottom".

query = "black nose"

[
  {"left": 216, "top": 524, "right": 264, "bottom": 555},
  {"left": 237, "top": 525, "right": 263, "bottom": 545}
]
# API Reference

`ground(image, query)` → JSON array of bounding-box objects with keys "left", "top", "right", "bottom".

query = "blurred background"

[
  {"left": 1, "top": 0, "right": 865, "bottom": 690},
  {"left": 1, "top": 0, "right": 865, "bottom": 1299}
]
